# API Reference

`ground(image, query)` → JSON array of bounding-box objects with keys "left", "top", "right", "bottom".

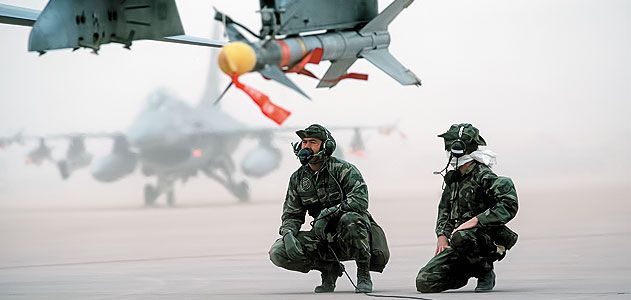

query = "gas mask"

[
  {"left": 447, "top": 151, "right": 474, "bottom": 169},
  {"left": 296, "top": 147, "right": 314, "bottom": 166}
]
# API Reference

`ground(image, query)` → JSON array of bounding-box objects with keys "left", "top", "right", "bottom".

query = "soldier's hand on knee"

[
  {"left": 313, "top": 206, "right": 340, "bottom": 241},
  {"left": 283, "top": 232, "right": 305, "bottom": 261},
  {"left": 435, "top": 235, "right": 450, "bottom": 255}
]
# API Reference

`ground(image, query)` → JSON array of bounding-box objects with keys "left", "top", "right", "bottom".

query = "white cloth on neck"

[{"left": 448, "top": 149, "right": 497, "bottom": 169}]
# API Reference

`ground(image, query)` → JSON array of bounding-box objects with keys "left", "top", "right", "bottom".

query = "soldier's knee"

[
  {"left": 268, "top": 239, "right": 286, "bottom": 267},
  {"left": 339, "top": 212, "right": 362, "bottom": 225},
  {"left": 416, "top": 271, "right": 443, "bottom": 293},
  {"left": 339, "top": 212, "right": 369, "bottom": 238},
  {"left": 339, "top": 212, "right": 369, "bottom": 231}
]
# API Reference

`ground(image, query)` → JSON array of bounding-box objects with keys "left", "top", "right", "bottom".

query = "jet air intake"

[
  {"left": 57, "top": 136, "right": 93, "bottom": 179},
  {"left": 241, "top": 145, "right": 282, "bottom": 178},
  {"left": 91, "top": 136, "right": 137, "bottom": 182}
]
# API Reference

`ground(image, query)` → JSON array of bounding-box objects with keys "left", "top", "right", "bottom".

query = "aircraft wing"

[
  {"left": 0, "top": 3, "right": 38, "bottom": 26},
  {"left": 157, "top": 35, "right": 225, "bottom": 48},
  {"left": 0, "top": 2, "right": 225, "bottom": 52}
]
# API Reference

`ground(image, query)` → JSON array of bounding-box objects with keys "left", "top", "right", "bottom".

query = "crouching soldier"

[
  {"left": 416, "top": 123, "right": 519, "bottom": 293},
  {"left": 269, "top": 124, "right": 389, "bottom": 293}
]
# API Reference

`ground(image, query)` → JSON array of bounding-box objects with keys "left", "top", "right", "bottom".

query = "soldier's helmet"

[
  {"left": 296, "top": 124, "right": 336, "bottom": 156},
  {"left": 438, "top": 123, "right": 486, "bottom": 155}
]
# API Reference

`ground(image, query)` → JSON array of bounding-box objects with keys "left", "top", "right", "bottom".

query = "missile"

[
  {"left": 215, "top": 0, "right": 421, "bottom": 125},
  {"left": 217, "top": 0, "right": 420, "bottom": 88}
]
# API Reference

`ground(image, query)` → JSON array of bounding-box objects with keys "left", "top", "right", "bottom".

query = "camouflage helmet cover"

[
  {"left": 296, "top": 124, "right": 333, "bottom": 141},
  {"left": 296, "top": 124, "right": 336, "bottom": 155},
  {"left": 438, "top": 123, "right": 487, "bottom": 152}
]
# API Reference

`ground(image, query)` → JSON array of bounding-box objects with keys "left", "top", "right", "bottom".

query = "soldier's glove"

[
  {"left": 283, "top": 232, "right": 305, "bottom": 261},
  {"left": 313, "top": 205, "right": 341, "bottom": 241}
]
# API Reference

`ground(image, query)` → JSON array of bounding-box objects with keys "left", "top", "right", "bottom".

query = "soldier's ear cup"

[
  {"left": 322, "top": 139, "right": 336, "bottom": 156},
  {"left": 321, "top": 129, "right": 336, "bottom": 156}
]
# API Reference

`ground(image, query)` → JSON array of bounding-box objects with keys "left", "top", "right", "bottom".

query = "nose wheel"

[
  {"left": 231, "top": 181, "right": 250, "bottom": 202},
  {"left": 166, "top": 190, "right": 175, "bottom": 207},
  {"left": 144, "top": 184, "right": 159, "bottom": 206}
]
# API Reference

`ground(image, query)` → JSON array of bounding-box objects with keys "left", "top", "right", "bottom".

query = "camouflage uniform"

[
  {"left": 269, "top": 155, "right": 372, "bottom": 277},
  {"left": 416, "top": 160, "right": 519, "bottom": 293}
]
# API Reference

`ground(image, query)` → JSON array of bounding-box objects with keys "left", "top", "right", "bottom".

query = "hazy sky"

[{"left": 0, "top": 0, "right": 629, "bottom": 206}]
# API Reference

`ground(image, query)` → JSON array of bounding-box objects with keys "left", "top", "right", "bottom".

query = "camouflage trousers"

[
  {"left": 416, "top": 228, "right": 498, "bottom": 293},
  {"left": 269, "top": 212, "right": 371, "bottom": 273}
]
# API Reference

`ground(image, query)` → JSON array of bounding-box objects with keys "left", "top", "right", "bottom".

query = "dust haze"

[{"left": 0, "top": 1, "right": 629, "bottom": 297}]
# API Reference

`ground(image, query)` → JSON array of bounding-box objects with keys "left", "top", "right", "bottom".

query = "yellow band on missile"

[{"left": 218, "top": 42, "right": 256, "bottom": 76}]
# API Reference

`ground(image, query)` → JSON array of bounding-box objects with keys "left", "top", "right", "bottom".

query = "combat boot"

[
  {"left": 475, "top": 269, "right": 496, "bottom": 292},
  {"left": 314, "top": 262, "right": 343, "bottom": 293},
  {"left": 355, "top": 266, "right": 373, "bottom": 293}
]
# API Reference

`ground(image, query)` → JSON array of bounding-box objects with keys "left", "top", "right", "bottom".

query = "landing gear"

[
  {"left": 166, "top": 190, "right": 175, "bottom": 207},
  {"left": 57, "top": 160, "right": 70, "bottom": 180},
  {"left": 143, "top": 177, "right": 176, "bottom": 207},
  {"left": 231, "top": 181, "right": 250, "bottom": 202},
  {"left": 144, "top": 184, "right": 159, "bottom": 206},
  {"left": 203, "top": 158, "right": 250, "bottom": 202}
]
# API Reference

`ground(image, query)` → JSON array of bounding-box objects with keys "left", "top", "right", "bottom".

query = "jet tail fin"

[
  {"left": 359, "top": 0, "right": 414, "bottom": 34},
  {"left": 198, "top": 23, "right": 225, "bottom": 109},
  {"left": 361, "top": 49, "right": 421, "bottom": 86}
]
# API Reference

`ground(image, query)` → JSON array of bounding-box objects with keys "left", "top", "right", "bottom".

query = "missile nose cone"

[{"left": 218, "top": 42, "right": 256, "bottom": 76}]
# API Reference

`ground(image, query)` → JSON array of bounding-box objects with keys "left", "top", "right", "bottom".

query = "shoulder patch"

[{"left": 300, "top": 177, "right": 312, "bottom": 191}]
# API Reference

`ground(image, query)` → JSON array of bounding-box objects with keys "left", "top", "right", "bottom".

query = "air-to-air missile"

[{"left": 214, "top": 0, "right": 421, "bottom": 124}]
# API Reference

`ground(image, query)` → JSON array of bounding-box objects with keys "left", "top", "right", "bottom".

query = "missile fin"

[
  {"left": 316, "top": 58, "right": 358, "bottom": 88},
  {"left": 361, "top": 49, "right": 421, "bottom": 86},
  {"left": 259, "top": 65, "right": 310, "bottom": 99},
  {"left": 359, "top": 0, "right": 414, "bottom": 34}
]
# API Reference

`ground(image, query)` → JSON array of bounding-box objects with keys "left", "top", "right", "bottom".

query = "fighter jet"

[
  {"left": 0, "top": 0, "right": 421, "bottom": 125},
  {"left": 11, "top": 94, "right": 270, "bottom": 205},
  {"left": 9, "top": 91, "right": 396, "bottom": 206}
]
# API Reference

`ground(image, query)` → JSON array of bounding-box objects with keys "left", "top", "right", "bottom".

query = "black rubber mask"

[{"left": 297, "top": 148, "right": 314, "bottom": 166}]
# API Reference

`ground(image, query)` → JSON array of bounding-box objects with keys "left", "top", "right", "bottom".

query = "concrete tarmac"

[{"left": 1, "top": 185, "right": 629, "bottom": 299}]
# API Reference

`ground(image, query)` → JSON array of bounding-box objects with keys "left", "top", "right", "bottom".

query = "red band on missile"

[
  {"left": 286, "top": 48, "right": 323, "bottom": 79},
  {"left": 276, "top": 40, "right": 291, "bottom": 67},
  {"left": 231, "top": 74, "right": 291, "bottom": 125},
  {"left": 308, "top": 48, "right": 323, "bottom": 64}
]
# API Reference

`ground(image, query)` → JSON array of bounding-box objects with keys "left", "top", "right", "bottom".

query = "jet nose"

[
  {"left": 126, "top": 118, "right": 162, "bottom": 147},
  {"left": 218, "top": 42, "right": 257, "bottom": 76}
]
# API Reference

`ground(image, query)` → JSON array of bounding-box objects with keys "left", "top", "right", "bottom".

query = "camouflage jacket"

[
  {"left": 279, "top": 156, "right": 369, "bottom": 236},
  {"left": 435, "top": 162, "right": 518, "bottom": 238}
]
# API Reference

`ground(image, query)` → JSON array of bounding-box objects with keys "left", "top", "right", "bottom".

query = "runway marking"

[
  {"left": 0, "top": 252, "right": 264, "bottom": 270},
  {"left": 2, "top": 232, "right": 628, "bottom": 270}
]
